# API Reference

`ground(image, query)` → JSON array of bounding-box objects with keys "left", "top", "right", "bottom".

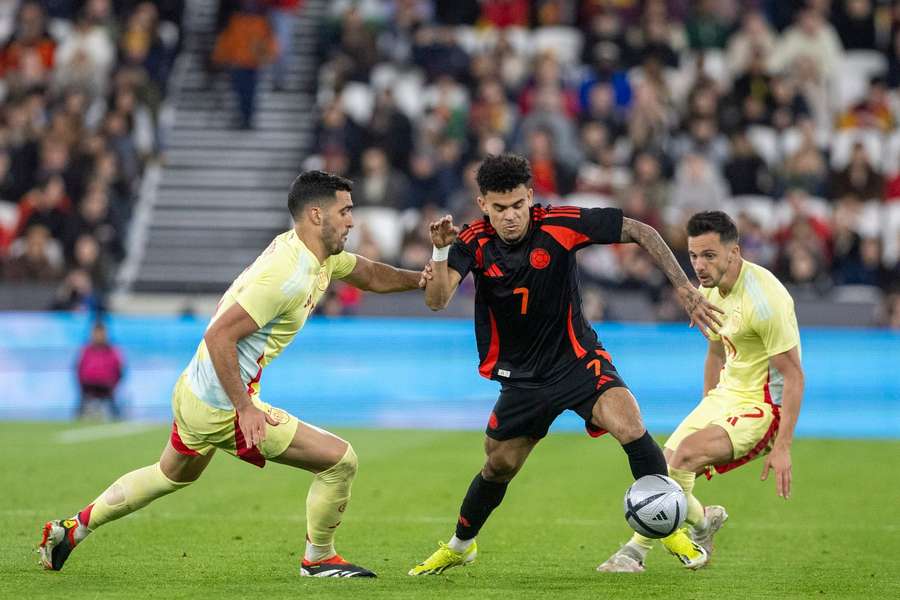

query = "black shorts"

[{"left": 485, "top": 346, "right": 628, "bottom": 441}]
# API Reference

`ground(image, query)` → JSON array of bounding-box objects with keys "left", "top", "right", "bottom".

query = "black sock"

[
  {"left": 622, "top": 430, "right": 667, "bottom": 479},
  {"left": 455, "top": 473, "right": 509, "bottom": 540}
]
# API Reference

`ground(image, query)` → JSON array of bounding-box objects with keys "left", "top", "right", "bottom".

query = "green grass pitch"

[{"left": 2, "top": 422, "right": 898, "bottom": 599}]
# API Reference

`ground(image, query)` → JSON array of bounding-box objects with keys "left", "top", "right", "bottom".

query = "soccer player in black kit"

[{"left": 408, "top": 154, "right": 724, "bottom": 575}]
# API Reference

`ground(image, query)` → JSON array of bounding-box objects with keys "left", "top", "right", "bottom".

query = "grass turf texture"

[{"left": 2, "top": 422, "right": 898, "bottom": 599}]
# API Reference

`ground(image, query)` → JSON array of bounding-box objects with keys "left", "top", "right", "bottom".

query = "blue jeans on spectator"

[
  {"left": 269, "top": 8, "right": 295, "bottom": 90},
  {"left": 230, "top": 68, "right": 258, "bottom": 128}
]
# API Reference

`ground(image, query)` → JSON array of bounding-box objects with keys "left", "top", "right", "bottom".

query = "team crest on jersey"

[
  {"left": 530, "top": 248, "right": 551, "bottom": 269},
  {"left": 315, "top": 268, "right": 329, "bottom": 291},
  {"left": 63, "top": 519, "right": 78, "bottom": 529}
]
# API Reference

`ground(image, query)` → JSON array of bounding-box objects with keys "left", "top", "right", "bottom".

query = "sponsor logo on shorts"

[
  {"left": 267, "top": 407, "right": 291, "bottom": 425},
  {"left": 488, "top": 411, "right": 499, "bottom": 430}
]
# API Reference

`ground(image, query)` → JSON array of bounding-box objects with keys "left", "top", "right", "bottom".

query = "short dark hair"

[
  {"left": 476, "top": 154, "right": 531, "bottom": 195},
  {"left": 287, "top": 170, "right": 352, "bottom": 219},
  {"left": 687, "top": 211, "right": 739, "bottom": 243}
]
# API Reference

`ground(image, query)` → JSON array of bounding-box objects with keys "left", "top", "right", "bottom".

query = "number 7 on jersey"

[{"left": 513, "top": 287, "right": 529, "bottom": 315}]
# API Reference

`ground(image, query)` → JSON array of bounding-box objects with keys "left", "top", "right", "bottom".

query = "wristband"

[{"left": 432, "top": 245, "right": 450, "bottom": 261}]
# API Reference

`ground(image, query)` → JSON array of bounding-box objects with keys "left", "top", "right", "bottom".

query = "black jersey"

[{"left": 447, "top": 204, "right": 624, "bottom": 387}]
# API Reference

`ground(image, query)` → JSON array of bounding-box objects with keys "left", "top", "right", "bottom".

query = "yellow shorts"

[
  {"left": 663, "top": 390, "right": 780, "bottom": 478},
  {"left": 169, "top": 374, "right": 300, "bottom": 468}
]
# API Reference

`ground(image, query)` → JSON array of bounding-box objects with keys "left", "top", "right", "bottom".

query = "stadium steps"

[{"left": 119, "top": 0, "right": 326, "bottom": 295}]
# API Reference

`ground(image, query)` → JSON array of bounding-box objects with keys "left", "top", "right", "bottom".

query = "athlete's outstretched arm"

[
  {"left": 341, "top": 254, "right": 427, "bottom": 293},
  {"left": 425, "top": 215, "right": 462, "bottom": 311},
  {"left": 761, "top": 346, "right": 804, "bottom": 499},
  {"left": 703, "top": 339, "right": 726, "bottom": 396},
  {"left": 620, "top": 217, "right": 723, "bottom": 335},
  {"left": 204, "top": 304, "right": 279, "bottom": 448}
]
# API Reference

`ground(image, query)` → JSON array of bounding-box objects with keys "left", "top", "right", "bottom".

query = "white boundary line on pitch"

[{"left": 53, "top": 422, "right": 159, "bottom": 444}]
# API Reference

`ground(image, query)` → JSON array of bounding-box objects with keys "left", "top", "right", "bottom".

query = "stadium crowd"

[
  {"left": 0, "top": 0, "right": 182, "bottom": 310},
  {"left": 307, "top": 0, "right": 900, "bottom": 326}
]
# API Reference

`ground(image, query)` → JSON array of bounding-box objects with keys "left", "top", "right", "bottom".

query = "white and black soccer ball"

[{"left": 623, "top": 474, "right": 687, "bottom": 539}]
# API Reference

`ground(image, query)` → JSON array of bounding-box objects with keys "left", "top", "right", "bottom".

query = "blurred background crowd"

[
  {"left": 1, "top": 0, "right": 898, "bottom": 327},
  {"left": 305, "top": 0, "right": 900, "bottom": 326},
  {"left": 0, "top": 0, "right": 181, "bottom": 310}
]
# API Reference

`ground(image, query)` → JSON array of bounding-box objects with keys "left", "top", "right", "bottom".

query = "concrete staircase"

[{"left": 120, "top": 0, "right": 324, "bottom": 294}]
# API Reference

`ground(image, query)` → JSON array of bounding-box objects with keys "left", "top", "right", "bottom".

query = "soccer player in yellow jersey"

[
  {"left": 599, "top": 210, "right": 804, "bottom": 572},
  {"left": 38, "top": 171, "right": 429, "bottom": 578}
]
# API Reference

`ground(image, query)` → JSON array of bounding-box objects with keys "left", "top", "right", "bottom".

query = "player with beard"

[
  {"left": 599, "top": 210, "right": 803, "bottom": 572},
  {"left": 39, "top": 171, "right": 430, "bottom": 578}
]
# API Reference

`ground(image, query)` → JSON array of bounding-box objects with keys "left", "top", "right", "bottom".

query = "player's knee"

[
  {"left": 483, "top": 454, "right": 519, "bottom": 482},
  {"left": 669, "top": 444, "right": 701, "bottom": 471},
  {"left": 322, "top": 443, "right": 358, "bottom": 482},
  {"left": 604, "top": 415, "right": 646, "bottom": 444},
  {"left": 341, "top": 444, "right": 358, "bottom": 480}
]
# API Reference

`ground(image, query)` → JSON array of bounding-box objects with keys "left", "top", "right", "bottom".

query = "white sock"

[
  {"left": 447, "top": 535, "right": 474, "bottom": 553},
  {"left": 304, "top": 539, "right": 335, "bottom": 562},
  {"left": 692, "top": 513, "right": 710, "bottom": 534},
  {"left": 625, "top": 540, "right": 651, "bottom": 560}
]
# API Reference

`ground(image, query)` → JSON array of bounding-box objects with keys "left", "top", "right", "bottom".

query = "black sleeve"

[
  {"left": 447, "top": 237, "right": 475, "bottom": 279},
  {"left": 579, "top": 207, "right": 623, "bottom": 244}
]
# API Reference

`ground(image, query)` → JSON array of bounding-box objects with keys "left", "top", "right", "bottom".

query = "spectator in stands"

[
  {"left": 353, "top": 146, "right": 410, "bottom": 210},
  {"left": 75, "top": 320, "right": 124, "bottom": 419},
  {"left": 316, "top": 101, "right": 364, "bottom": 170},
  {"left": 829, "top": 142, "right": 884, "bottom": 201},
  {"left": 480, "top": 0, "right": 529, "bottom": 28},
  {"left": 64, "top": 182, "right": 124, "bottom": 263},
  {"left": 3, "top": 223, "right": 63, "bottom": 281},
  {"left": 579, "top": 80, "right": 625, "bottom": 138},
  {"left": 365, "top": 89, "right": 414, "bottom": 174},
  {"left": 16, "top": 174, "right": 71, "bottom": 241},
  {"left": 832, "top": 0, "right": 878, "bottom": 50},
  {"left": 669, "top": 153, "right": 728, "bottom": 216},
  {"left": 836, "top": 77, "right": 897, "bottom": 133},
  {"left": 53, "top": 8, "right": 116, "bottom": 97},
  {"left": 469, "top": 79, "right": 518, "bottom": 142},
  {"left": 626, "top": 79, "right": 672, "bottom": 154},
  {"left": 119, "top": 2, "right": 174, "bottom": 98},
  {"left": 0, "top": 1, "right": 56, "bottom": 94},
  {"left": 412, "top": 25, "right": 470, "bottom": 84},
  {"left": 724, "top": 130, "right": 775, "bottom": 196},
  {"left": 684, "top": 0, "right": 732, "bottom": 50},
  {"left": 268, "top": 0, "right": 302, "bottom": 92},
  {"left": 525, "top": 128, "right": 576, "bottom": 199},
  {"left": 778, "top": 123, "right": 828, "bottom": 197},
  {"left": 211, "top": 0, "right": 277, "bottom": 129},
  {"left": 769, "top": 7, "right": 844, "bottom": 84},
  {"left": 726, "top": 10, "right": 777, "bottom": 74},
  {"left": 736, "top": 212, "right": 777, "bottom": 268},
  {"left": 513, "top": 84, "right": 582, "bottom": 165},
  {"left": 407, "top": 152, "right": 442, "bottom": 210}
]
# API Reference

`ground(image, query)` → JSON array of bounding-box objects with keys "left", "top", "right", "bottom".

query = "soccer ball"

[{"left": 623, "top": 474, "right": 687, "bottom": 539}]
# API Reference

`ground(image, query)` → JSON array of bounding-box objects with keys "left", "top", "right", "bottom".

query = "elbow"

[{"left": 425, "top": 294, "right": 448, "bottom": 311}]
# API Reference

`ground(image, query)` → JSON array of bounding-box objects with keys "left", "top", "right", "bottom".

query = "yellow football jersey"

[
  {"left": 184, "top": 229, "right": 357, "bottom": 409},
  {"left": 700, "top": 260, "right": 801, "bottom": 405}
]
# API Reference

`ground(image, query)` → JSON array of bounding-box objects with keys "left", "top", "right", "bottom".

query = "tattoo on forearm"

[{"left": 628, "top": 221, "right": 690, "bottom": 289}]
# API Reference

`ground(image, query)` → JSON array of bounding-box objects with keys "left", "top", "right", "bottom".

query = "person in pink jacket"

[{"left": 76, "top": 320, "right": 124, "bottom": 419}]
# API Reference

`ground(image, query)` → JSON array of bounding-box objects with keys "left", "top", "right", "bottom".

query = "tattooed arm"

[{"left": 620, "top": 217, "right": 723, "bottom": 335}]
